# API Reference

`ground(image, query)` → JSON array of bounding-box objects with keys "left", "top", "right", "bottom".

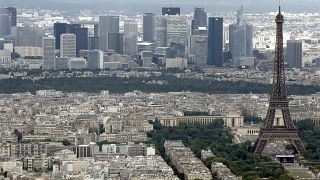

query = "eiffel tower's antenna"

[{"left": 278, "top": 0, "right": 281, "bottom": 12}]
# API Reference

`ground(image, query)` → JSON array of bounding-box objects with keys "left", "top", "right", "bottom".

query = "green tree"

[
  {"left": 13, "top": 129, "right": 22, "bottom": 142},
  {"left": 62, "top": 139, "right": 71, "bottom": 146}
]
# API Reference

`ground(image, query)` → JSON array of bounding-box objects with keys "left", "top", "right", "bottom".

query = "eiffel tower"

[{"left": 251, "top": 6, "right": 305, "bottom": 154}]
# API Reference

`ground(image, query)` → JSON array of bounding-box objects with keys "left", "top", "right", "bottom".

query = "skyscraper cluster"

[{"left": 0, "top": 5, "right": 305, "bottom": 71}]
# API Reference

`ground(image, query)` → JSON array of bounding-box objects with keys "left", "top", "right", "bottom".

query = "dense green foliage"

[
  {"left": 244, "top": 115, "right": 263, "bottom": 124},
  {"left": 0, "top": 76, "right": 320, "bottom": 95},
  {"left": 148, "top": 121, "right": 292, "bottom": 179},
  {"left": 295, "top": 120, "right": 320, "bottom": 160},
  {"left": 13, "top": 129, "right": 22, "bottom": 142},
  {"left": 183, "top": 111, "right": 209, "bottom": 116},
  {"left": 62, "top": 139, "right": 71, "bottom": 146}
]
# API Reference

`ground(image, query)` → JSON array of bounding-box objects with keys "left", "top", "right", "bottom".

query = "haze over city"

[{"left": 1, "top": 0, "right": 320, "bottom": 13}]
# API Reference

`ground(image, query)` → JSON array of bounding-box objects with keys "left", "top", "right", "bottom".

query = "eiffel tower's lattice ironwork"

[{"left": 251, "top": 7, "right": 305, "bottom": 154}]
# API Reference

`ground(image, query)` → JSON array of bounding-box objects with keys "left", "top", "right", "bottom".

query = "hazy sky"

[{"left": 0, "top": 0, "right": 319, "bottom": 13}]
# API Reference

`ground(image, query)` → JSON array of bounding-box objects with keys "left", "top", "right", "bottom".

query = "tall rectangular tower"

[
  {"left": 143, "top": 13, "right": 154, "bottom": 42},
  {"left": 42, "top": 37, "right": 55, "bottom": 70},
  {"left": 0, "top": 14, "right": 11, "bottom": 38},
  {"left": 286, "top": 40, "right": 302, "bottom": 68},
  {"left": 189, "top": 35, "right": 208, "bottom": 68},
  {"left": 155, "top": 16, "right": 167, "bottom": 47},
  {"left": 191, "top": 7, "right": 207, "bottom": 35},
  {"left": 98, "top": 15, "right": 119, "bottom": 51},
  {"left": 68, "top": 25, "right": 88, "bottom": 56},
  {"left": 166, "top": 15, "right": 189, "bottom": 46},
  {"left": 229, "top": 6, "right": 253, "bottom": 64},
  {"left": 88, "top": 50, "right": 104, "bottom": 70},
  {"left": 60, "top": 33, "right": 76, "bottom": 58},
  {"left": 54, "top": 23, "right": 68, "bottom": 49},
  {"left": 124, "top": 21, "right": 138, "bottom": 56},
  {"left": 5, "top": 7, "right": 16, "bottom": 27},
  {"left": 207, "top": 17, "right": 223, "bottom": 67}
]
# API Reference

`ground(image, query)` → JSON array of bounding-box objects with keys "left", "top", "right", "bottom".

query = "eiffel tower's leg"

[
  {"left": 254, "top": 139, "right": 268, "bottom": 154},
  {"left": 266, "top": 108, "right": 276, "bottom": 128},
  {"left": 282, "top": 107, "right": 294, "bottom": 129},
  {"left": 291, "top": 139, "right": 305, "bottom": 154}
]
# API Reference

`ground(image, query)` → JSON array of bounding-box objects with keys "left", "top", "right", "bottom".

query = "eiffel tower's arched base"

[{"left": 251, "top": 128, "right": 305, "bottom": 155}]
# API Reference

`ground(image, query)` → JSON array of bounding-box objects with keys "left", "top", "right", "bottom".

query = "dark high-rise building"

[
  {"left": 0, "top": 7, "right": 16, "bottom": 27},
  {"left": 5, "top": 7, "right": 16, "bottom": 27},
  {"left": 99, "top": 15, "right": 119, "bottom": 51},
  {"left": 107, "top": 32, "right": 123, "bottom": 54},
  {"left": 67, "top": 24, "right": 81, "bottom": 31},
  {"left": 54, "top": 23, "right": 68, "bottom": 49},
  {"left": 286, "top": 40, "right": 302, "bottom": 68},
  {"left": 0, "top": 7, "right": 16, "bottom": 38},
  {"left": 208, "top": 17, "right": 223, "bottom": 67},
  {"left": 89, "top": 36, "right": 99, "bottom": 50},
  {"left": 94, "top": 24, "right": 99, "bottom": 37},
  {"left": 143, "top": 13, "right": 154, "bottom": 42},
  {"left": 162, "top": 7, "right": 180, "bottom": 15},
  {"left": 0, "top": 14, "right": 11, "bottom": 38},
  {"left": 68, "top": 25, "right": 88, "bottom": 56},
  {"left": 191, "top": 7, "right": 207, "bottom": 35},
  {"left": 54, "top": 23, "right": 88, "bottom": 55}
]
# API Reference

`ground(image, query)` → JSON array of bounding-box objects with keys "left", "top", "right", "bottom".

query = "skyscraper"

[
  {"left": 0, "top": 14, "right": 11, "bottom": 38},
  {"left": 12, "top": 26, "right": 44, "bottom": 47},
  {"left": 155, "top": 16, "right": 167, "bottom": 47},
  {"left": 166, "top": 15, "right": 189, "bottom": 47},
  {"left": 162, "top": 7, "right": 180, "bottom": 15},
  {"left": 94, "top": 24, "right": 99, "bottom": 37},
  {"left": 54, "top": 23, "right": 88, "bottom": 55},
  {"left": 89, "top": 36, "right": 99, "bottom": 50},
  {"left": 68, "top": 26, "right": 88, "bottom": 56},
  {"left": 189, "top": 35, "right": 208, "bottom": 68},
  {"left": 88, "top": 50, "right": 104, "bottom": 70},
  {"left": 107, "top": 33, "right": 123, "bottom": 54},
  {"left": 6, "top": 7, "right": 17, "bottom": 27},
  {"left": 42, "top": 37, "right": 55, "bottom": 70},
  {"left": 208, "top": 17, "right": 223, "bottom": 67},
  {"left": 286, "top": 40, "right": 302, "bottom": 68},
  {"left": 229, "top": 6, "right": 253, "bottom": 64},
  {"left": 60, "top": 33, "right": 76, "bottom": 58},
  {"left": 143, "top": 13, "right": 154, "bottom": 42},
  {"left": 54, "top": 23, "right": 68, "bottom": 49},
  {"left": 0, "top": 7, "right": 16, "bottom": 31},
  {"left": 98, "top": 15, "right": 119, "bottom": 51},
  {"left": 124, "top": 21, "right": 138, "bottom": 37},
  {"left": 191, "top": 8, "right": 207, "bottom": 35},
  {"left": 124, "top": 21, "right": 138, "bottom": 56}
]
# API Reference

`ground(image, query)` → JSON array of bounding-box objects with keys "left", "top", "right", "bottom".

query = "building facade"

[
  {"left": 60, "top": 33, "right": 76, "bottom": 58},
  {"left": 208, "top": 17, "right": 223, "bottom": 67},
  {"left": 286, "top": 40, "right": 302, "bottom": 68},
  {"left": 42, "top": 37, "right": 55, "bottom": 70},
  {"left": 99, "top": 15, "right": 119, "bottom": 51},
  {"left": 143, "top": 13, "right": 154, "bottom": 42}
]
